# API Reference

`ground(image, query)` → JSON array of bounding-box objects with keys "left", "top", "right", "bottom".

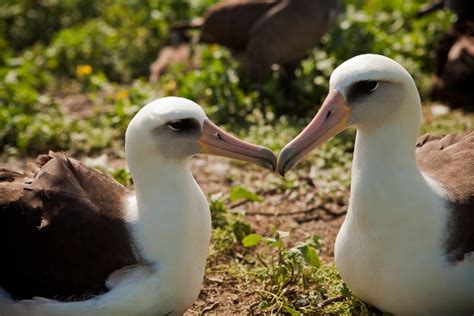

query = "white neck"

[
  {"left": 133, "top": 161, "right": 199, "bottom": 248},
  {"left": 126, "top": 155, "right": 211, "bottom": 312},
  {"left": 129, "top": 155, "right": 211, "bottom": 264},
  {"left": 346, "top": 117, "right": 445, "bottom": 245},
  {"left": 334, "top": 117, "right": 447, "bottom": 311}
]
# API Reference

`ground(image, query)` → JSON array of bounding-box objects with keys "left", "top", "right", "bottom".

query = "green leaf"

[
  {"left": 284, "top": 305, "right": 301, "bottom": 316},
  {"left": 273, "top": 266, "right": 288, "bottom": 284},
  {"left": 242, "top": 233, "right": 262, "bottom": 247},
  {"left": 209, "top": 198, "right": 228, "bottom": 229},
  {"left": 340, "top": 283, "right": 352, "bottom": 297},
  {"left": 264, "top": 237, "right": 284, "bottom": 249},
  {"left": 231, "top": 220, "right": 252, "bottom": 242},
  {"left": 112, "top": 168, "right": 133, "bottom": 186},
  {"left": 298, "top": 245, "right": 321, "bottom": 268},
  {"left": 229, "top": 186, "right": 263, "bottom": 202}
]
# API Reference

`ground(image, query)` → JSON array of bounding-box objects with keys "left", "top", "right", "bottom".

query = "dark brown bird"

[
  {"left": 180, "top": 0, "right": 340, "bottom": 82},
  {"left": 417, "top": 1, "right": 474, "bottom": 109},
  {"left": 431, "top": 20, "right": 474, "bottom": 109},
  {"left": 417, "top": 0, "right": 474, "bottom": 21},
  {"left": 149, "top": 31, "right": 200, "bottom": 82}
]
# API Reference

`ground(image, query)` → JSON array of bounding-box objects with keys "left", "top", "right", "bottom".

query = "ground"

[{"left": 187, "top": 156, "right": 348, "bottom": 315}]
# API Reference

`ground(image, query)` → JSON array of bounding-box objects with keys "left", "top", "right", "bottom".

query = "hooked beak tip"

[
  {"left": 276, "top": 89, "right": 351, "bottom": 176},
  {"left": 259, "top": 147, "right": 277, "bottom": 172},
  {"left": 277, "top": 147, "right": 295, "bottom": 177}
]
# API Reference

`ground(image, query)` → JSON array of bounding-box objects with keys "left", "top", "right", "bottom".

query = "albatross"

[
  {"left": 278, "top": 54, "right": 474, "bottom": 315},
  {"left": 0, "top": 96, "right": 276, "bottom": 315}
]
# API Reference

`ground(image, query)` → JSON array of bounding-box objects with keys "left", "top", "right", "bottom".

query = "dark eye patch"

[
  {"left": 346, "top": 80, "right": 379, "bottom": 103},
  {"left": 166, "top": 118, "right": 201, "bottom": 134},
  {"left": 168, "top": 120, "right": 184, "bottom": 130}
]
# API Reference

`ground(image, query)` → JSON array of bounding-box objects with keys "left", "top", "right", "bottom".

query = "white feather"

[{"left": 331, "top": 55, "right": 474, "bottom": 315}]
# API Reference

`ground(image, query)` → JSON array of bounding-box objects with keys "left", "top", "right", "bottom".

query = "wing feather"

[
  {"left": 416, "top": 131, "right": 474, "bottom": 262},
  {"left": 0, "top": 152, "right": 138, "bottom": 301}
]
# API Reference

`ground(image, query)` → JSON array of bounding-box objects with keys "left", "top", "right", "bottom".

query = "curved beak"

[
  {"left": 198, "top": 119, "right": 276, "bottom": 171},
  {"left": 277, "top": 89, "right": 351, "bottom": 176}
]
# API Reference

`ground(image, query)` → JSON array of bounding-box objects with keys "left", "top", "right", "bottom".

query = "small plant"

[
  {"left": 236, "top": 230, "right": 382, "bottom": 315},
  {"left": 112, "top": 168, "right": 133, "bottom": 187},
  {"left": 204, "top": 185, "right": 378, "bottom": 315},
  {"left": 207, "top": 194, "right": 253, "bottom": 261}
]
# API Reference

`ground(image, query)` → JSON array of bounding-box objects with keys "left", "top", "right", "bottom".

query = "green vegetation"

[
  {"left": 1, "top": 0, "right": 465, "bottom": 156},
  {"left": 0, "top": 0, "right": 472, "bottom": 314},
  {"left": 204, "top": 192, "right": 384, "bottom": 315}
]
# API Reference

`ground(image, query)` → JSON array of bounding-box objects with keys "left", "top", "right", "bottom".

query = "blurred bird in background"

[
  {"left": 149, "top": 28, "right": 200, "bottom": 83},
  {"left": 418, "top": 0, "right": 474, "bottom": 110},
  {"left": 150, "top": 0, "right": 340, "bottom": 85}
]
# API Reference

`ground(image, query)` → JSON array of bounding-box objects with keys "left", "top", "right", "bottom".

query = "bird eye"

[
  {"left": 346, "top": 80, "right": 380, "bottom": 103},
  {"left": 164, "top": 118, "right": 200, "bottom": 134},
  {"left": 167, "top": 120, "right": 183, "bottom": 131},
  {"left": 363, "top": 80, "right": 379, "bottom": 92}
]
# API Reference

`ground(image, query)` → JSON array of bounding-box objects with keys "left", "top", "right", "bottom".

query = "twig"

[
  {"left": 205, "top": 276, "right": 223, "bottom": 284},
  {"left": 246, "top": 300, "right": 261, "bottom": 315},
  {"left": 254, "top": 289, "right": 280, "bottom": 303},
  {"left": 235, "top": 207, "right": 318, "bottom": 217},
  {"left": 296, "top": 208, "right": 347, "bottom": 223},
  {"left": 237, "top": 204, "right": 346, "bottom": 218},
  {"left": 317, "top": 295, "right": 346, "bottom": 308},
  {"left": 201, "top": 302, "right": 220, "bottom": 314},
  {"left": 255, "top": 252, "right": 268, "bottom": 268},
  {"left": 228, "top": 199, "right": 250, "bottom": 209}
]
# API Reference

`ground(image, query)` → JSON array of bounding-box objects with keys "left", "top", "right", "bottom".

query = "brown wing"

[
  {"left": 245, "top": 0, "right": 340, "bottom": 81},
  {"left": 0, "top": 152, "right": 138, "bottom": 301},
  {"left": 416, "top": 131, "right": 474, "bottom": 262},
  {"left": 199, "top": 0, "right": 279, "bottom": 51}
]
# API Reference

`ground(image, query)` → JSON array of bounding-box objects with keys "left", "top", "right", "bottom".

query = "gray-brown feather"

[
  {"left": 245, "top": 0, "right": 339, "bottom": 80},
  {"left": 198, "top": 0, "right": 340, "bottom": 82},
  {"left": 0, "top": 152, "right": 138, "bottom": 301},
  {"left": 416, "top": 131, "right": 474, "bottom": 262},
  {"left": 199, "top": 0, "right": 279, "bottom": 51}
]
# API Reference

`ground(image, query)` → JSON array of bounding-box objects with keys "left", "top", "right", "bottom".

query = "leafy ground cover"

[{"left": 1, "top": 0, "right": 473, "bottom": 314}]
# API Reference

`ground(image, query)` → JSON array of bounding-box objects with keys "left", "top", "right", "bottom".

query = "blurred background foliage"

[{"left": 0, "top": 0, "right": 457, "bottom": 155}]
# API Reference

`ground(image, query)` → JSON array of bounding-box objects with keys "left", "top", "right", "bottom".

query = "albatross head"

[
  {"left": 278, "top": 54, "right": 422, "bottom": 176},
  {"left": 125, "top": 96, "right": 276, "bottom": 172}
]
